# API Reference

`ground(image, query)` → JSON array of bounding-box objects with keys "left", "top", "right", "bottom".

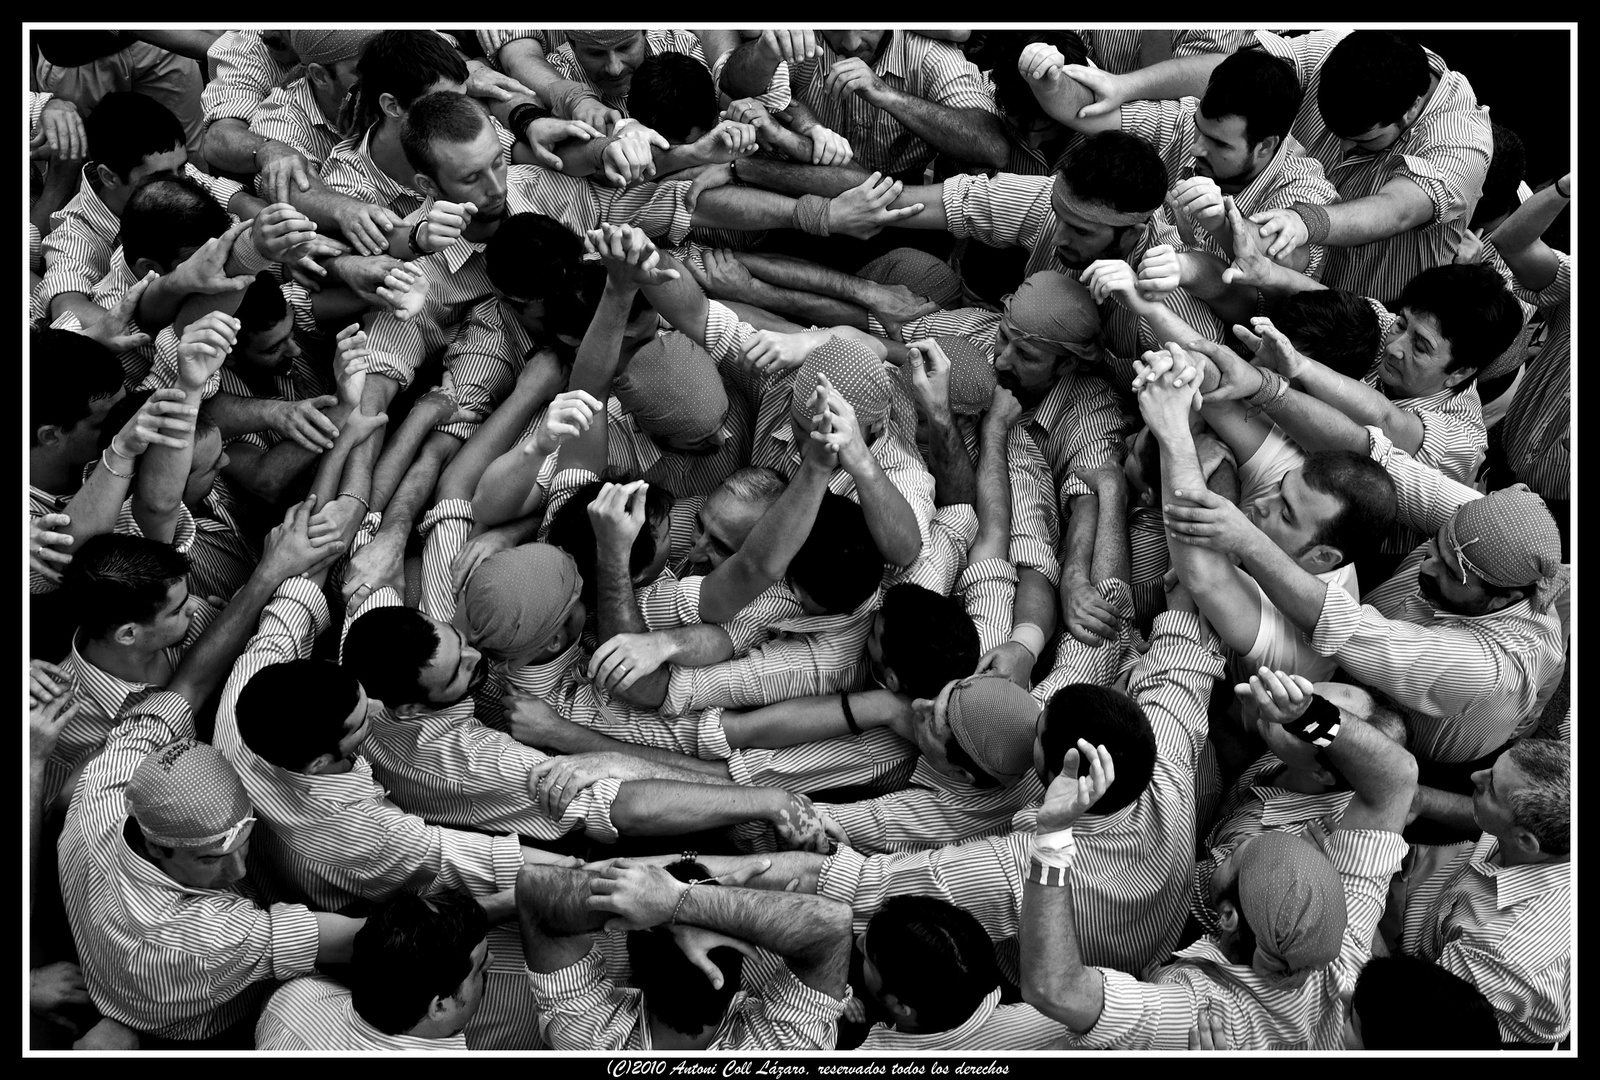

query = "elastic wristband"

[
  {"left": 839, "top": 691, "right": 862, "bottom": 736},
  {"left": 1284, "top": 694, "right": 1342, "bottom": 748},
  {"left": 1556, "top": 176, "right": 1571, "bottom": 199},
  {"left": 1292, "top": 201, "right": 1331, "bottom": 246},
  {"left": 100, "top": 448, "right": 136, "bottom": 479},
  {"left": 1008, "top": 622, "right": 1046, "bottom": 660},
  {"left": 408, "top": 218, "right": 429, "bottom": 255},
  {"left": 1029, "top": 827, "right": 1076, "bottom": 876},
  {"left": 1027, "top": 857, "right": 1070, "bottom": 887},
  {"left": 793, "top": 193, "right": 832, "bottom": 236},
  {"left": 508, "top": 101, "right": 553, "bottom": 140}
]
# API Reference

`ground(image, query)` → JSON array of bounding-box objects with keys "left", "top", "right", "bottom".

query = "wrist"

[
  {"left": 107, "top": 437, "right": 138, "bottom": 462},
  {"left": 1291, "top": 201, "right": 1330, "bottom": 246},
  {"left": 1007, "top": 623, "right": 1046, "bottom": 660}
]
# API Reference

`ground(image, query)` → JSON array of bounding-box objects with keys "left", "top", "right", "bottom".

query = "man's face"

[
  {"left": 184, "top": 426, "right": 228, "bottom": 507},
  {"left": 992, "top": 317, "right": 1069, "bottom": 401},
  {"left": 235, "top": 312, "right": 301, "bottom": 373},
  {"left": 1417, "top": 524, "right": 1504, "bottom": 616},
  {"left": 54, "top": 386, "right": 126, "bottom": 467},
  {"left": 315, "top": 684, "right": 378, "bottom": 775},
  {"left": 908, "top": 680, "right": 962, "bottom": 778},
  {"left": 1378, "top": 308, "right": 1462, "bottom": 398},
  {"left": 439, "top": 939, "right": 492, "bottom": 1035},
  {"left": 689, "top": 490, "right": 761, "bottom": 569},
  {"left": 1338, "top": 122, "right": 1405, "bottom": 157},
  {"left": 425, "top": 124, "right": 508, "bottom": 223},
  {"left": 1248, "top": 466, "right": 1343, "bottom": 571},
  {"left": 634, "top": 508, "right": 675, "bottom": 587},
  {"left": 1048, "top": 178, "right": 1123, "bottom": 269},
  {"left": 1469, "top": 753, "right": 1529, "bottom": 842},
  {"left": 419, "top": 617, "right": 488, "bottom": 706},
  {"left": 320, "top": 57, "right": 363, "bottom": 102},
  {"left": 133, "top": 577, "right": 196, "bottom": 651},
  {"left": 821, "top": 31, "right": 887, "bottom": 62},
  {"left": 151, "top": 821, "right": 255, "bottom": 891},
  {"left": 1191, "top": 112, "right": 1265, "bottom": 186},
  {"left": 572, "top": 34, "right": 648, "bottom": 97}
]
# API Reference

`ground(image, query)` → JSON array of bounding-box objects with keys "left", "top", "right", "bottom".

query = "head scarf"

[
  {"left": 855, "top": 247, "right": 963, "bottom": 308},
  {"left": 1440, "top": 485, "right": 1565, "bottom": 612},
  {"left": 895, "top": 335, "right": 996, "bottom": 415},
  {"left": 1234, "top": 832, "right": 1347, "bottom": 990},
  {"left": 944, "top": 674, "right": 1041, "bottom": 786},
  {"left": 564, "top": 30, "right": 644, "bottom": 51},
  {"left": 288, "top": 29, "right": 379, "bottom": 68},
  {"left": 790, "top": 336, "right": 891, "bottom": 433},
  {"left": 125, "top": 740, "right": 255, "bottom": 850},
  {"left": 456, "top": 543, "right": 581, "bottom": 657},
  {"left": 615, "top": 332, "right": 729, "bottom": 443},
  {"left": 1000, "top": 271, "right": 1103, "bottom": 364},
  {"left": 1052, "top": 182, "right": 1153, "bottom": 229}
]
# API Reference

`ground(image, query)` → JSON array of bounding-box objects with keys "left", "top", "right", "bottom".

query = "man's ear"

[
  {"left": 414, "top": 172, "right": 443, "bottom": 200},
  {"left": 306, "top": 61, "right": 330, "bottom": 89},
  {"left": 881, "top": 992, "right": 915, "bottom": 1024},
  {"left": 301, "top": 752, "right": 338, "bottom": 776},
  {"left": 378, "top": 91, "right": 405, "bottom": 121},
  {"left": 1507, "top": 825, "right": 1545, "bottom": 860},
  {"left": 1215, "top": 896, "right": 1241, "bottom": 935},
  {"left": 1440, "top": 364, "right": 1479, "bottom": 391},
  {"left": 393, "top": 701, "right": 424, "bottom": 719},
  {"left": 1481, "top": 586, "right": 1526, "bottom": 615},
  {"left": 1052, "top": 353, "right": 1081, "bottom": 382},
  {"left": 96, "top": 162, "right": 125, "bottom": 191},
  {"left": 112, "top": 621, "right": 141, "bottom": 647},
  {"left": 131, "top": 256, "right": 166, "bottom": 280},
  {"left": 1304, "top": 543, "right": 1343, "bottom": 574},
  {"left": 36, "top": 423, "right": 64, "bottom": 448},
  {"left": 1250, "top": 134, "right": 1282, "bottom": 169}
]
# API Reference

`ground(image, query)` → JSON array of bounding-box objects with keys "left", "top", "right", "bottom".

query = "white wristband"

[
  {"left": 1028, "top": 828, "right": 1076, "bottom": 884},
  {"left": 1008, "top": 622, "right": 1046, "bottom": 660}
]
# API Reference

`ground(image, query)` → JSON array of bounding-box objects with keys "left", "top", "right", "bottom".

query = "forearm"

[
  {"left": 202, "top": 392, "right": 278, "bottom": 439},
  {"left": 1291, "top": 362, "right": 1422, "bottom": 454},
  {"left": 1410, "top": 784, "right": 1477, "bottom": 833},
  {"left": 609, "top": 780, "right": 782, "bottom": 835},
  {"left": 731, "top": 251, "right": 880, "bottom": 306},
  {"left": 307, "top": 407, "right": 364, "bottom": 508},
  {"left": 1259, "top": 384, "right": 1384, "bottom": 457},
  {"left": 374, "top": 432, "right": 457, "bottom": 541},
  {"left": 134, "top": 384, "right": 205, "bottom": 540},
  {"left": 1012, "top": 568, "right": 1058, "bottom": 645},
  {"left": 202, "top": 118, "right": 265, "bottom": 175},
  {"left": 470, "top": 444, "right": 551, "bottom": 527},
  {"left": 1323, "top": 188, "right": 1434, "bottom": 248},
  {"left": 126, "top": 30, "right": 220, "bottom": 62},
  {"left": 971, "top": 425, "right": 1012, "bottom": 562},
  {"left": 60, "top": 457, "right": 136, "bottom": 545},
  {"left": 595, "top": 549, "right": 649, "bottom": 643},
  {"left": 228, "top": 439, "right": 319, "bottom": 505},
  {"left": 703, "top": 459, "right": 831, "bottom": 621},
  {"left": 728, "top": 155, "right": 863, "bottom": 199},
  {"left": 1086, "top": 481, "right": 1129, "bottom": 585},
  {"left": 1060, "top": 494, "right": 1098, "bottom": 586},
  {"left": 676, "top": 884, "right": 851, "bottom": 995},
  {"left": 734, "top": 280, "right": 869, "bottom": 329},
  {"left": 1236, "top": 530, "right": 1328, "bottom": 634},
  {"left": 313, "top": 913, "right": 366, "bottom": 966},
  {"left": 438, "top": 381, "right": 559, "bottom": 502},
  {"left": 924, "top": 412, "right": 977, "bottom": 507},
  {"left": 366, "top": 382, "right": 442, "bottom": 514},
  {"left": 845, "top": 452, "right": 922, "bottom": 566},
  {"left": 723, "top": 691, "right": 902, "bottom": 750},
  {"left": 662, "top": 624, "right": 736, "bottom": 668},
  {"left": 551, "top": 726, "right": 732, "bottom": 782},
  {"left": 1119, "top": 294, "right": 1205, "bottom": 361},
  {"left": 688, "top": 185, "right": 804, "bottom": 233},
  {"left": 48, "top": 291, "right": 109, "bottom": 327},
  {"left": 1321, "top": 716, "right": 1419, "bottom": 826},
  {"left": 876, "top": 91, "right": 1007, "bottom": 168},
  {"left": 1028, "top": 72, "right": 1118, "bottom": 134},
  {"left": 1154, "top": 424, "right": 1215, "bottom": 589},
  {"left": 166, "top": 570, "right": 280, "bottom": 708},
  {"left": 1020, "top": 871, "right": 1104, "bottom": 1032},
  {"left": 518, "top": 865, "right": 608, "bottom": 945},
  {"left": 1178, "top": 250, "right": 1258, "bottom": 326}
]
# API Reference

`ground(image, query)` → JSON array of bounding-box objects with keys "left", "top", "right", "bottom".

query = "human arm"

[
  {"left": 1017, "top": 43, "right": 1122, "bottom": 135},
  {"left": 436, "top": 348, "right": 568, "bottom": 503},
  {"left": 588, "top": 481, "right": 671, "bottom": 708},
  {"left": 493, "top": 37, "right": 621, "bottom": 131},
  {"left": 976, "top": 566, "right": 1056, "bottom": 689},
  {"left": 1253, "top": 177, "right": 1437, "bottom": 260},
  {"left": 816, "top": 374, "right": 923, "bottom": 567},
  {"left": 822, "top": 56, "right": 1007, "bottom": 169},
  {"left": 609, "top": 781, "right": 840, "bottom": 854},
  {"left": 1408, "top": 784, "right": 1477, "bottom": 833},
  {"left": 123, "top": 30, "right": 222, "bottom": 62},
  {"left": 719, "top": 31, "right": 816, "bottom": 101},
  {"left": 721, "top": 689, "right": 912, "bottom": 751},
  {"left": 469, "top": 389, "right": 601, "bottom": 527},
  {"left": 971, "top": 390, "right": 1022, "bottom": 564},
  {"left": 904, "top": 339, "right": 975, "bottom": 507},
  {"left": 1486, "top": 173, "right": 1570, "bottom": 292},
  {"left": 339, "top": 427, "right": 459, "bottom": 604},
  {"left": 54, "top": 389, "right": 193, "bottom": 552},
  {"left": 1055, "top": 53, "right": 1228, "bottom": 120}
]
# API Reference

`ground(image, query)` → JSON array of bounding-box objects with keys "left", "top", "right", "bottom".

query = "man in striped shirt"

[
  {"left": 247, "top": 31, "right": 377, "bottom": 188},
  {"left": 200, "top": 31, "right": 301, "bottom": 189}
]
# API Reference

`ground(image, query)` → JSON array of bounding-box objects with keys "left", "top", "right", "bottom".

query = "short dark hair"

[
  {"left": 1351, "top": 955, "right": 1502, "bottom": 1048},
  {"left": 1298, "top": 451, "right": 1398, "bottom": 568},
  {"left": 546, "top": 478, "right": 676, "bottom": 611},
  {"left": 29, "top": 329, "right": 125, "bottom": 443},
  {"left": 785, "top": 493, "right": 883, "bottom": 615},
  {"left": 85, "top": 91, "right": 185, "bottom": 181},
  {"left": 551, "top": 261, "right": 654, "bottom": 338},
  {"left": 1505, "top": 738, "right": 1569, "bottom": 857},
  {"left": 628, "top": 52, "right": 717, "bottom": 144},
  {"left": 1058, "top": 130, "right": 1168, "bottom": 215},
  {"left": 350, "top": 889, "right": 488, "bottom": 1035},
  {"left": 401, "top": 91, "right": 492, "bottom": 181},
  {"left": 864, "top": 896, "right": 999, "bottom": 1033},
  {"left": 484, "top": 212, "right": 586, "bottom": 302},
  {"left": 343, "top": 606, "right": 442, "bottom": 708},
  {"left": 234, "top": 659, "right": 364, "bottom": 771},
  {"left": 351, "top": 30, "right": 470, "bottom": 132},
  {"left": 878, "top": 584, "right": 979, "bottom": 701},
  {"left": 1275, "top": 291, "right": 1382, "bottom": 379},
  {"left": 988, "top": 31, "right": 1090, "bottom": 125},
  {"left": 1038, "top": 683, "right": 1156, "bottom": 816},
  {"left": 122, "top": 173, "right": 229, "bottom": 272},
  {"left": 627, "top": 860, "right": 743, "bottom": 1035},
  {"left": 62, "top": 533, "right": 191, "bottom": 639},
  {"left": 1316, "top": 31, "right": 1430, "bottom": 138},
  {"left": 1199, "top": 50, "right": 1302, "bottom": 148},
  {"left": 1472, "top": 122, "right": 1527, "bottom": 229},
  {"left": 96, "top": 388, "right": 217, "bottom": 458},
  {"left": 235, "top": 272, "right": 290, "bottom": 337},
  {"left": 1396, "top": 263, "right": 1524, "bottom": 381}
]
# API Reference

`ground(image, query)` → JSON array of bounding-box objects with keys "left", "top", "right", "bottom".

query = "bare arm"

[
  {"left": 673, "top": 880, "right": 853, "bottom": 996},
  {"left": 700, "top": 447, "right": 833, "bottom": 624},
  {"left": 124, "top": 30, "right": 222, "bottom": 62},
  {"left": 1486, "top": 174, "right": 1570, "bottom": 292},
  {"left": 970, "top": 406, "right": 1015, "bottom": 564}
]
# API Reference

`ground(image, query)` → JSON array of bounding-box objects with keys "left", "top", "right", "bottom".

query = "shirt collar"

[
  {"left": 1470, "top": 834, "right": 1570, "bottom": 910},
  {"left": 64, "top": 631, "right": 152, "bottom": 719},
  {"left": 77, "top": 165, "right": 122, "bottom": 237}
]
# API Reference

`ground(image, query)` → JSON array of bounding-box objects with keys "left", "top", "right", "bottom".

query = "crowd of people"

[{"left": 26, "top": 26, "right": 1571, "bottom": 1053}]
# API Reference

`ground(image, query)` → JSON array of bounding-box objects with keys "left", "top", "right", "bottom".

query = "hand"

[
  {"left": 842, "top": 994, "right": 868, "bottom": 1025},
  {"left": 827, "top": 172, "right": 924, "bottom": 240},
  {"left": 973, "top": 641, "right": 1034, "bottom": 690},
  {"left": 1061, "top": 575, "right": 1123, "bottom": 646},
  {"left": 307, "top": 492, "right": 367, "bottom": 545},
  {"left": 825, "top": 56, "right": 890, "bottom": 107},
  {"left": 584, "top": 224, "right": 678, "bottom": 288},
  {"left": 30, "top": 658, "right": 71, "bottom": 707},
  {"left": 1233, "top": 316, "right": 1307, "bottom": 380},
  {"left": 1136, "top": 243, "right": 1183, "bottom": 298},
  {"left": 1018, "top": 42, "right": 1068, "bottom": 82},
  {"left": 1189, "top": 1000, "right": 1232, "bottom": 1050},
  {"left": 258, "top": 495, "right": 345, "bottom": 582},
  {"left": 1079, "top": 258, "right": 1148, "bottom": 310},
  {"left": 333, "top": 322, "right": 373, "bottom": 408},
  {"left": 30, "top": 513, "right": 74, "bottom": 585},
  {"left": 266, "top": 396, "right": 341, "bottom": 452},
  {"left": 800, "top": 380, "right": 840, "bottom": 472},
  {"left": 1250, "top": 205, "right": 1309, "bottom": 262},
  {"left": 174, "top": 311, "right": 241, "bottom": 391},
  {"left": 370, "top": 260, "right": 428, "bottom": 322},
  {"left": 108, "top": 387, "right": 194, "bottom": 459},
  {"left": 1168, "top": 175, "right": 1226, "bottom": 236},
  {"left": 32, "top": 98, "right": 86, "bottom": 163},
  {"left": 336, "top": 407, "right": 388, "bottom": 449},
  {"left": 691, "top": 248, "right": 759, "bottom": 300},
  {"left": 588, "top": 631, "right": 672, "bottom": 694},
  {"left": 681, "top": 163, "right": 733, "bottom": 212},
  {"left": 771, "top": 791, "right": 836, "bottom": 853},
  {"left": 251, "top": 202, "right": 323, "bottom": 263},
  {"left": 807, "top": 124, "right": 853, "bottom": 166},
  {"left": 744, "top": 327, "right": 824, "bottom": 375},
  {"left": 691, "top": 120, "right": 760, "bottom": 165},
  {"left": 416, "top": 200, "right": 476, "bottom": 254},
  {"left": 331, "top": 200, "right": 398, "bottom": 258},
  {"left": 904, "top": 338, "right": 953, "bottom": 421},
  {"left": 449, "top": 521, "right": 518, "bottom": 597},
  {"left": 758, "top": 29, "right": 819, "bottom": 65},
  {"left": 586, "top": 859, "right": 684, "bottom": 931},
  {"left": 1454, "top": 227, "right": 1486, "bottom": 265},
  {"left": 465, "top": 64, "right": 535, "bottom": 103},
  {"left": 504, "top": 691, "right": 577, "bottom": 751},
  {"left": 1233, "top": 667, "right": 1316, "bottom": 726},
  {"left": 1134, "top": 343, "right": 1204, "bottom": 433},
  {"left": 169, "top": 221, "right": 257, "bottom": 296},
  {"left": 1182, "top": 336, "right": 1265, "bottom": 402},
  {"left": 983, "top": 385, "right": 1024, "bottom": 434},
  {"left": 256, "top": 140, "right": 314, "bottom": 205},
  {"left": 73, "top": 1016, "right": 141, "bottom": 1051},
  {"left": 340, "top": 526, "right": 404, "bottom": 605},
  {"left": 867, "top": 284, "right": 938, "bottom": 341},
  {"left": 1071, "top": 463, "right": 1126, "bottom": 498},
  {"left": 1220, "top": 196, "right": 1280, "bottom": 287},
  {"left": 30, "top": 684, "right": 81, "bottom": 767},
  {"left": 668, "top": 924, "right": 760, "bottom": 990},
  {"left": 723, "top": 97, "right": 772, "bottom": 129},
  {"left": 528, "top": 752, "right": 648, "bottom": 818},
  {"left": 570, "top": 96, "right": 624, "bottom": 135},
  {"left": 78, "top": 270, "right": 155, "bottom": 353},
  {"left": 534, "top": 389, "right": 603, "bottom": 454},
  {"left": 615, "top": 119, "right": 671, "bottom": 152},
  {"left": 30, "top": 961, "right": 91, "bottom": 1014},
  {"left": 1162, "top": 485, "right": 1258, "bottom": 556},
  {"left": 599, "top": 135, "right": 658, "bottom": 187},
  {"left": 1035, "top": 738, "right": 1115, "bottom": 830},
  {"left": 522, "top": 116, "right": 603, "bottom": 170},
  {"left": 1060, "top": 64, "right": 1128, "bottom": 120},
  {"left": 812, "top": 372, "right": 869, "bottom": 470},
  {"left": 587, "top": 479, "right": 650, "bottom": 553}
]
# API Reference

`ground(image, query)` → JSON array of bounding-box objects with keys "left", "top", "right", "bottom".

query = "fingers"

[{"left": 715, "top": 858, "right": 772, "bottom": 888}]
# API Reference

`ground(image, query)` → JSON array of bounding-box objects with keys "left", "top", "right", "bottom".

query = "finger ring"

[{"left": 32, "top": 545, "right": 41, "bottom": 556}]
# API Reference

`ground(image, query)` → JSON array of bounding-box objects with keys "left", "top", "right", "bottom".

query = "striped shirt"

[
  {"left": 256, "top": 975, "right": 469, "bottom": 1051},
  {"left": 1077, "top": 30, "right": 1261, "bottom": 76},
  {"left": 1032, "top": 578, "right": 1147, "bottom": 703},
  {"left": 956, "top": 418, "right": 1062, "bottom": 587},
  {"left": 1361, "top": 330, "right": 1487, "bottom": 484},
  {"left": 203, "top": 30, "right": 293, "bottom": 125},
  {"left": 185, "top": 477, "right": 261, "bottom": 602},
  {"left": 321, "top": 117, "right": 518, "bottom": 223},
  {"left": 249, "top": 77, "right": 345, "bottom": 176},
  {"left": 527, "top": 935, "right": 843, "bottom": 1050},
  {"left": 789, "top": 31, "right": 999, "bottom": 178},
  {"left": 815, "top": 758, "right": 1044, "bottom": 856},
  {"left": 1059, "top": 829, "right": 1406, "bottom": 1050},
  {"left": 59, "top": 690, "right": 322, "bottom": 1041},
  {"left": 30, "top": 483, "right": 197, "bottom": 595},
  {"left": 49, "top": 251, "right": 156, "bottom": 386},
  {"left": 549, "top": 30, "right": 792, "bottom": 117},
  {"left": 816, "top": 609, "right": 1226, "bottom": 976},
  {"left": 1400, "top": 833, "right": 1571, "bottom": 1044},
  {"left": 212, "top": 577, "right": 523, "bottom": 914},
  {"left": 857, "top": 988, "right": 1066, "bottom": 1051},
  {"left": 1496, "top": 250, "right": 1571, "bottom": 500},
  {"left": 1308, "top": 426, "right": 1566, "bottom": 762},
  {"left": 1120, "top": 97, "right": 1337, "bottom": 279},
  {"left": 1254, "top": 30, "right": 1492, "bottom": 304}
]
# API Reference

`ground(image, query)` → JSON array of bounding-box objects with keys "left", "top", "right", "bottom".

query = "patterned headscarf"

[
  {"left": 615, "top": 332, "right": 729, "bottom": 443},
  {"left": 944, "top": 674, "right": 1041, "bottom": 786},
  {"left": 896, "top": 335, "right": 997, "bottom": 416},
  {"left": 1000, "top": 271, "right": 1102, "bottom": 365},
  {"left": 790, "top": 337, "right": 891, "bottom": 433},
  {"left": 1440, "top": 485, "right": 1565, "bottom": 612},
  {"left": 565, "top": 30, "right": 644, "bottom": 51},
  {"left": 125, "top": 740, "right": 255, "bottom": 850},
  {"left": 457, "top": 543, "right": 582, "bottom": 657},
  {"left": 1235, "top": 832, "right": 1347, "bottom": 990},
  {"left": 288, "top": 29, "right": 379, "bottom": 67}
]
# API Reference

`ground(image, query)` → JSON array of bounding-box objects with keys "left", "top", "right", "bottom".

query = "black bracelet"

[
  {"left": 508, "top": 101, "right": 553, "bottom": 142},
  {"left": 1284, "top": 695, "right": 1343, "bottom": 748},
  {"left": 840, "top": 691, "right": 861, "bottom": 735},
  {"left": 408, "top": 218, "right": 428, "bottom": 255}
]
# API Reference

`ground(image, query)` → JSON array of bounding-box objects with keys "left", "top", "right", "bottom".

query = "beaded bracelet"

[
  {"left": 337, "top": 491, "right": 370, "bottom": 514},
  {"left": 670, "top": 878, "right": 704, "bottom": 925}
]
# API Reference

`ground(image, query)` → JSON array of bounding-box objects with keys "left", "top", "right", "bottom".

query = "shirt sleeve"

[
  {"left": 735, "top": 958, "right": 845, "bottom": 1049},
  {"left": 1054, "top": 969, "right": 1194, "bottom": 1049},
  {"left": 417, "top": 498, "right": 473, "bottom": 622},
  {"left": 940, "top": 172, "right": 1054, "bottom": 250},
  {"left": 435, "top": 295, "right": 514, "bottom": 441},
  {"left": 1365, "top": 424, "right": 1482, "bottom": 536},
  {"left": 662, "top": 617, "right": 871, "bottom": 716},
  {"left": 913, "top": 37, "right": 999, "bottom": 114},
  {"left": 527, "top": 942, "right": 640, "bottom": 1050},
  {"left": 1394, "top": 107, "right": 1492, "bottom": 227},
  {"left": 203, "top": 32, "right": 277, "bottom": 124},
  {"left": 958, "top": 556, "right": 1019, "bottom": 656},
  {"left": 819, "top": 830, "right": 1028, "bottom": 938}
]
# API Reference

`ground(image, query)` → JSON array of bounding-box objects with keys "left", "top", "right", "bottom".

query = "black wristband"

[
  {"left": 408, "top": 218, "right": 428, "bottom": 255},
  {"left": 1285, "top": 695, "right": 1342, "bottom": 748},
  {"left": 840, "top": 691, "right": 862, "bottom": 735},
  {"left": 509, "top": 101, "right": 553, "bottom": 141}
]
